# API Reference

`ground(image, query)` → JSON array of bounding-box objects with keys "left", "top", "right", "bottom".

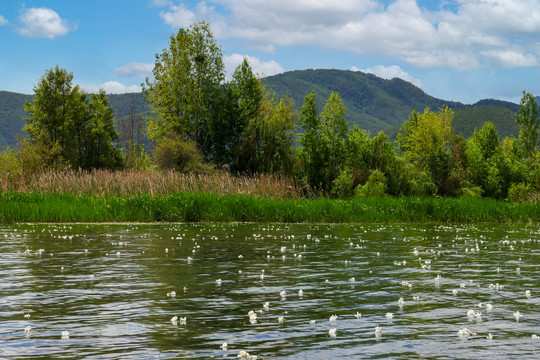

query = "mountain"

[
  {"left": 263, "top": 69, "right": 520, "bottom": 139},
  {"left": 0, "top": 69, "right": 524, "bottom": 151}
]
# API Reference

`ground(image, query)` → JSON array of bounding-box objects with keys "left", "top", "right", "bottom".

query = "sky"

[{"left": 2, "top": 0, "right": 540, "bottom": 104}]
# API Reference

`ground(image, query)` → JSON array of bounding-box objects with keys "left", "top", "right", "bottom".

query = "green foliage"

[
  {"left": 143, "top": 21, "right": 224, "bottom": 152},
  {"left": 23, "top": 67, "right": 121, "bottom": 171},
  {"left": 508, "top": 182, "right": 533, "bottom": 203},
  {"left": 123, "top": 142, "right": 152, "bottom": 170},
  {"left": 331, "top": 167, "right": 354, "bottom": 198},
  {"left": 465, "top": 122, "right": 506, "bottom": 198},
  {"left": 298, "top": 91, "right": 348, "bottom": 191},
  {"left": 398, "top": 107, "right": 456, "bottom": 194},
  {"left": 152, "top": 133, "right": 212, "bottom": 173},
  {"left": 516, "top": 91, "right": 540, "bottom": 156},
  {"left": 355, "top": 169, "right": 387, "bottom": 197},
  {"left": 298, "top": 91, "right": 327, "bottom": 189}
]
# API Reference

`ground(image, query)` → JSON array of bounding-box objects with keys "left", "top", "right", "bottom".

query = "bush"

[
  {"left": 355, "top": 169, "right": 387, "bottom": 197},
  {"left": 456, "top": 181, "right": 483, "bottom": 198},
  {"left": 508, "top": 182, "right": 533, "bottom": 203},
  {"left": 331, "top": 167, "right": 354, "bottom": 198},
  {"left": 152, "top": 134, "right": 213, "bottom": 173}
]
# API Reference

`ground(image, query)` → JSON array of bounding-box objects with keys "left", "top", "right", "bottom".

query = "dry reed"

[{"left": 0, "top": 169, "right": 310, "bottom": 199}]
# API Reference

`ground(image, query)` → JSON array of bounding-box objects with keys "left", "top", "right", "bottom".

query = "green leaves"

[
  {"left": 23, "top": 67, "right": 121, "bottom": 171},
  {"left": 516, "top": 90, "right": 539, "bottom": 156}
]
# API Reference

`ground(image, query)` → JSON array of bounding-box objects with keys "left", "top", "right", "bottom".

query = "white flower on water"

[
  {"left": 487, "top": 333, "right": 493, "bottom": 340},
  {"left": 355, "top": 312, "right": 362, "bottom": 319},
  {"left": 171, "top": 316, "right": 178, "bottom": 323},
  {"left": 525, "top": 290, "right": 531, "bottom": 298},
  {"left": 385, "top": 312, "right": 393, "bottom": 320},
  {"left": 220, "top": 342, "right": 228, "bottom": 349},
  {"left": 375, "top": 326, "right": 382, "bottom": 337},
  {"left": 328, "top": 328, "right": 337, "bottom": 338},
  {"left": 167, "top": 291, "right": 176, "bottom": 297},
  {"left": 298, "top": 289, "right": 304, "bottom": 297},
  {"left": 532, "top": 334, "right": 538, "bottom": 339},
  {"left": 278, "top": 316, "right": 284, "bottom": 324},
  {"left": 24, "top": 313, "right": 31, "bottom": 318},
  {"left": 263, "top": 302, "right": 269, "bottom": 310},
  {"left": 329, "top": 314, "right": 338, "bottom": 322},
  {"left": 61, "top": 331, "right": 70, "bottom": 339},
  {"left": 514, "top": 311, "right": 522, "bottom": 321},
  {"left": 485, "top": 303, "right": 493, "bottom": 311},
  {"left": 216, "top": 279, "right": 222, "bottom": 286},
  {"left": 179, "top": 317, "right": 186, "bottom": 325},
  {"left": 398, "top": 297, "right": 404, "bottom": 307},
  {"left": 457, "top": 328, "right": 475, "bottom": 337},
  {"left": 24, "top": 326, "right": 31, "bottom": 333},
  {"left": 280, "top": 290, "right": 286, "bottom": 298},
  {"left": 248, "top": 311, "right": 257, "bottom": 323}
]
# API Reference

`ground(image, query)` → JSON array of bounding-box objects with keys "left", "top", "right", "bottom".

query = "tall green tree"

[
  {"left": 465, "top": 122, "right": 507, "bottom": 198},
  {"left": 320, "top": 91, "right": 348, "bottom": 183},
  {"left": 143, "top": 21, "right": 224, "bottom": 155},
  {"left": 24, "top": 66, "right": 121, "bottom": 170},
  {"left": 398, "top": 107, "right": 455, "bottom": 193},
  {"left": 298, "top": 91, "right": 327, "bottom": 189},
  {"left": 515, "top": 90, "right": 539, "bottom": 156}
]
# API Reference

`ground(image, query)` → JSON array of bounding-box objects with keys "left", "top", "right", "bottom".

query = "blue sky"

[{"left": 2, "top": 0, "right": 540, "bottom": 104}]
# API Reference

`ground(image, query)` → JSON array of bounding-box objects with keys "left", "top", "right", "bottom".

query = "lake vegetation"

[{"left": 0, "top": 20, "right": 538, "bottom": 224}]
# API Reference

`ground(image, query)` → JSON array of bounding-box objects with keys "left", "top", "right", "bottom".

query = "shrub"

[
  {"left": 508, "top": 182, "right": 533, "bottom": 203},
  {"left": 152, "top": 134, "right": 213, "bottom": 173},
  {"left": 331, "top": 167, "right": 354, "bottom": 198},
  {"left": 355, "top": 169, "right": 387, "bottom": 197}
]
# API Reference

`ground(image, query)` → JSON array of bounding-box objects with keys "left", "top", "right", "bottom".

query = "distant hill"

[
  {"left": 263, "top": 69, "right": 521, "bottom": 139},
  {"left": 0, "top": 69, "right": 525, "bottom": 151}
]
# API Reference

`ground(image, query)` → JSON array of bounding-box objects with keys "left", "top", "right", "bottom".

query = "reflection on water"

[{"left": 0, "top": 223, "right": 539, "bottom": 359}]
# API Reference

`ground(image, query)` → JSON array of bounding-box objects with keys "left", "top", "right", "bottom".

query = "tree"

[
  {"left": 515, "top": 90, "right": 539, "bottom": 156},
  {"left": 398, "top": 107, "right": 455, "bottom": 193},
  {"left": 24, "top": 65, "right": 83, "bottom": 164},
  {"left": 298, "top": 91, "right": 327, "bottom": 189},
  {"left": 465, "top": 122, "right": 508, "bottom": 198},
  {"left": 320, "top": 91, "right": 348, "bottom": 183},
  {"left": 24, "top": 66, "right": 121, "bottom": 170},
  {"left": 143, "top": 20, "right": 224, "bottom": 157}
]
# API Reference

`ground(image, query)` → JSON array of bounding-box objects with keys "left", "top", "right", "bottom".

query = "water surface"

[{"left": 1, "top": 223, "right": 539, "bottom": 359}]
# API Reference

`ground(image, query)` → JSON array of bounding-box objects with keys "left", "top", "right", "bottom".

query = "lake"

[{"left": 1, "top": 223, "right": 539, "bottom": 359}]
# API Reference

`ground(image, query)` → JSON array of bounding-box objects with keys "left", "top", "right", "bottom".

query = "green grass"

[{"left": 0, "top": 192, "right": 537, "bottom": 224}]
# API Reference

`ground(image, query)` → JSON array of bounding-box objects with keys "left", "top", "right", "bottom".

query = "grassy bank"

[{"left": 0, "top": 192, "right": 537, "bottom": 224}]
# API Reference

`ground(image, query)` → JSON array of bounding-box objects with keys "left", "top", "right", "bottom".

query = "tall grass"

[
  {"left": 0, "top": 193, "right": 537, "bottom": 224},
  {"left": 0, "top": 169, "right": 311, "bottom": 199}
]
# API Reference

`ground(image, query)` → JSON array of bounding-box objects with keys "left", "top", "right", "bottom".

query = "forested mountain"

[
  {"left": 263, "top": 69, "right": 521, "bottom": 139},
  {"left": 0, "top": 69, "right": 526, "bottom": 151}
]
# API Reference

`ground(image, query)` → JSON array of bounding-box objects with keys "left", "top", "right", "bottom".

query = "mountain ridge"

[{"left": 0, "top": 69, "right": 524, "bottom": 151}]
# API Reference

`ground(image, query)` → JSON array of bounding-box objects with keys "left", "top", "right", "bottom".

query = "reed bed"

[
  {"left": 0, "top": 169, "right": 309, "bottom": 199},
  {"left": 0, "top": 193, "right": 537, "bottom": 224}
]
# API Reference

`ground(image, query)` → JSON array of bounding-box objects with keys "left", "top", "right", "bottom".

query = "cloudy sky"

[{"left": 1, "top": 0, "right": 540, "bottom": 103}]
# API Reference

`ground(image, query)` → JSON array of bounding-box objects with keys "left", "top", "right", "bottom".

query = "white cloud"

[
  {"left": 16, "top": 7, "right": 76, "bottom": 39},
  {"left": 159, "top": 2, "right": 196, "bottom": 28},
  {"left": 353, "top": 65, "right": 422, "bottom": 87},
  {"left": 224, "top": 54, "right": 284, "bottom": 80},
  {"left": 162, "top": 0, "right": 540, "bottom": 70},
  {"left": 115, "top": 62, "right": 155, "bottom": 77},
  {"left": 81, "top": 81, "right": 141, "bottom": 94},
  {"left": 0, "top": 15, "right": 8, "bottom": 26}
]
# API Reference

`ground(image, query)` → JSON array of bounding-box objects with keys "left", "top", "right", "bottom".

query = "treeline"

[{"left": 0, "top": 21, "right": 538, "bottom": 202}]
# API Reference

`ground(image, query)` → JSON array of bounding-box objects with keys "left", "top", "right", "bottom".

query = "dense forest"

[{"left": 0, "top": 21, "right": 538, "bottom": 202}]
